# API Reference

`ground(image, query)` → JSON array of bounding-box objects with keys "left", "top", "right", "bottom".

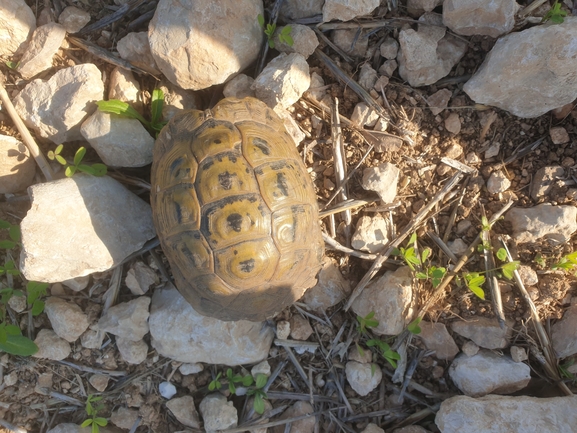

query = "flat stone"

[
  {"left": 111, "top": 407, "right": 140, "bottom": 430},
  {"left": 80, "top": 111, "right": 154, "bottom": 167},
  {"left": 427, "top": 89, "right": 452, "bottom": 115},
  {"left": 510, "top": 346, "right": 528, "bottom": 362},
  {"left": 351, "top": 102, "right": 379, "bottom": 127},
  {"left": 332, "top": 28, "right": 368, "bottom": 57},
  {"left": 351, "top": 266, "right": 414, "bottom": 335},
  {"left": 380, "top": 37, "right": 399, "bottom": 60},
  {"left": 551, "top": 305, "right": 577, "bottom": 358},
  {"left": 550, "top": 126, "right": 570, "bottom": 144},
  {"left": 418, "top": 321, "right": 459, "bottom": 360},
  {"left": 487, "top": 170, "right": 511, "bottom": 194},
  {"left": 451, "top": 316, "right": 513, "bottom": 349},
  {"left": 290, "top": 315, "right": 314, "bottom": 341},
  {"left": 253, "top": 53, "right": 310, "bottom": 109},
  {"left": 276, "top": 320, "right": 291, "bottom": 340},
  {"left": 89, "top": 374, "right": 109, "bottom": 392},
  {"left": 0, "top": 134, "right": 35, "bottom": 194},
  {"left": 149, "top": 0, "right": 263, "bottom": 90},
  {"left": 443, "top": 0, "right": 518, "bottom": 38},
  {"left": 323, "top": 0, "right": 380, "bottom": 22},
  {"left": 58, "top": 6, "right": 91, "bottom": 33},
  {"left": 345, "top": 361, "right": 382, "bottom": 396},
  {"left": 280, "top": 0, "right": 324, "bottom": 20},
  {"left": 505, "top": 204, "right": 577, "bottom": 244},
  {"left": 223, "top": 74, "right": 256, "bottom": 99},
  {"left": 436, "top": 395, "right": 577, "bottom": 433},
  {"left": 180, "top": 363, "right": 204, "bottom": 375},
  {"left": 449, "top": 350, "right": 531, "bottom": 397},
  {"left": 108, "top": 67, "right": 142, "bottom": 112},
  {"left": 199, "top": 394, "right": 238, "bottom": 433},
  {"left": 166, "top": 395, "right": 201, "bottom": 429},
  {"left": 116, "top": 32, "right": 159, "bottom": 75},
  {"left": 351, "top": 214, "right": 391, "bottom": 254},
  {"left": 464, "top": 18, "right": 577, "bottom": 118},
  {"left": 444, "top": 113, "right": 461, "bottom": 134},
  {"left": 149, "top": 285, "right": 274, "bottom": 365},
  {"left": 13, "top": 64, "right": 104, "bottom": 144},
  {"left": 517, "top": 265, "right": 538, "bottom": 286},
  {"left": 17, "top": 23, "right": 66, "bottom": 80},
  {"left": 358, "top": 63, "right": 378, "bottom": 91},
  {"left": 530, "top": 166, "right": 565, "bottom": 200},
  {"left": 116, "top": 337, "right": 148, "bottom": 365},
  {"left": 20, "top": 174, "right": 155, "bottom": 282},
  {"left": 44, "top": 297, "right": 89, "bottom": 342},
  {"left": 445, "top": 143, "right": 463, "bottom": 159},
  {"left": 0, "top": 0, "right": 36, "bottom": 57},
  {"left": 361, "top": 162, "right": 400, "bottom": 203},
  {"left": 461, "top": 340, "right": 479, "bottom": 357},
  {"left": 32, "top": 329, "right": 71, "bottom": 360},
  {"left": 125, "top": 261, "right": 158, "bottom": 295},
  {"left": 97, "top": 296, "right": 150, "bottom": 341},
  {"left": 300, "top": 256, "right": 351, "bottom": 312},
  {"left": 274, "top": 24, "right": 318, "bottom": 59}
]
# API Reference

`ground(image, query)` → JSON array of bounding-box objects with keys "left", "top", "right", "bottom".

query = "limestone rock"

[
  {"left": 323, "top": 0, "right": 380, "bottom": 22},
  {"left": 97, "top": 297, "right": 150, "bottom": 341},
  {"left": 351, "top": 102, "right": 379, "bottom": 127},
  {"left": 116, "top": 337, "right": 148, "bottom": 364},
  {"left": 436, "top": 395, "right": 577, "bottom": 433},
  {"left": 33, "top": 329, "right": 71, "bottom": 360},
  {"left": 300, "top": 256, "right": 351, "bottom": 312},
  {"left": 418, "top": 321, "right": 459, "bottom": 360},
  {"left": 362, "top": 424, "right": 385, "bottom": 433},
  {"left": 451, "top": 317, "right": 513, "bottom": 349},
  {"left": 449, "top": 350, "right": 531, "bottom": 397},
  {"left": 351, "top": 214, "right": 391, "bottom": 254},
  {"left": 125, "top": 261, "right": 158, "bottom": 295},
  {"left": 427, "top": 89, "right": 452, "bottom": 115},
  {"left": 407, "top": 0, "right": 443, "bottom": 16},
  {"left": 443, "top": 0, "right": 518, "bottom": 38},
  {"left": 361, "top": 162, "right": 400, "bottom": 203},
  {"left": 159, "top": 80, "right": 202, "bottom": 120},
  {"left": 111, "top": 407, "right": 139, "bottom": 430},
  {"left": 345, "top": 361, "right": 382, "bottom": 396},
  {"left": 290, "top": 315, "right": 314, "bottom": 341},
  {"left": 166, "top": 396, "right": 201, "bottom": 429},
  {"left": 149, "top": 0, "right": 263, "bottom": 90},
  {"left": 444, "top": 113, "right": 461, "bottom": 134},
  {"left": 20, "top": 175, "right": 155, "bottom": 282},
  {"left": 44, "top": 297, "right": 89, "bottom": 342},
  {"left": 80, "top": 111, "right": 154, "bottom": 167},
  {"left": 505, "top": 204, "right": 577, "bottom": 243},
  {"left": 274, "top": 24, "right": 319, "bottom": 59},
  {"left": 223, "top": 74, "right": 256, "bottom": 99},
  {"left": 0, "top": 0, "right": 36, "bottom": 57},
  {"left": 550, "top": 126, "right": 570, "bottom": 145},
  {"left": 149, "top": 285, "right": 274, "bottom": 365},
  {"left": 464, "top": 18, "right": 577, "bottom": 118},
  {"left": 108, "top": 67, "right": 142, "bottom": 112},
  {"left": 332, "top": 28, "right": 368, "bottom": 57},
  {"left": 530, "top": 166, "right": 564, "bottom": 200},
  {"left": 280, "top": 0, "right": 324, "bottom": 20},
  {"left": 380, "top": 37, "right": 399, "bottom": 60},
  {"left": 17, "top": 23, "right": 66, "bottom": 80},
  {"left": 253, "top": 53, "right": 310, "bottom": 109},
  {"left": 58, "top": 6, "right": 91, "bottom": 33},
  {"left": 551, "top": 305, "right": 577, "bottom": 358},
  {"left": 13, "top": 64, "right": 104, "bottom": 144},
  {"left": 487, "top": 170, "right": 511, "bottom": 194},
  {"left": 116, "top": 32, "right": 159, "bottom": 75},
  {"left": 199, "top": 393, "right": 237, "bottom": 433},
  {"left": 351, "top": 266, "right": 414, "bottom": 335},
  {"left": 0, "top": 134, "right": 35, "bottom": 194},
  {"left": 271, "top": 402, "right": 315, "bottom": 433}
]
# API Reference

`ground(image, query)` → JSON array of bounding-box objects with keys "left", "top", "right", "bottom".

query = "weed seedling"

[
  {"left": 208, "top": 369, "right": 268, "bottom": 414},
  {"left": 257, "top": 14, "right": 293, "bottom": 48},
  {"left": 552, "top": 251, "right": 577, "bottom": 274},
  {"left": 48, "top": 146, "right": 107, "bottom": 177},
  {"left": 356, "top": 311, "right": 378, "bottom": 334},
  {"left": 543, "top": 0, "right": 567, "bottom": 23},
  {"left": 81, "top": 395, "right": 108, "bottom": 433},
  {"left": 247, "top": 373, "right": 268, "bottom": 414}
]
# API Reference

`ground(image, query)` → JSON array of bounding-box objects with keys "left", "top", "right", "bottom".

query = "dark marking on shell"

[
  {"left": 227, "top": 213, "right": 243, "bottom": 232},
  {"left": 218, "top": 171, "right": 234, "bottom": 190},
  {"left": 239, "top": 258, "right": 255, "bottom": 273},
  {"left": 253, "top": 137, "right": 271, "bottom": 155},
  {"left": 276, "top": 172, "right": 289, "bottom": 196}
]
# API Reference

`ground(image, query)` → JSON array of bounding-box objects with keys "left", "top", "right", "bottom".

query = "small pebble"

[
  {"left": 550, "top": 126, "right": 570, "bottom": 144},
  {"left": 510, "top": 346, "right": 528, "bottom": 362},
  {"left": 462, "top": 340, "right": 479, "bottom": 357},
  {"left": 159, "top": 381, "right": 177, "bottom": 399}
]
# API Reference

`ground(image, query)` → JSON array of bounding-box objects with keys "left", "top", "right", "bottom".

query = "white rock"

[
  {"left": 166, "top": 395, "right": 201, "bottom": 428},
  {"left": 358, "top": 63, "right": 378, "bottom": 91},
  {"left": 80, "top": 329, "right": 104, "bottom": 350},
  {"left": 223, "top": 74, "right": 255, "bottom": 99},
  {"left": 461, "top": 340, "right": 479, "bottom": 357},
  {"left": 159, "top": 80, "right": 202, "bottom": 121},
  {"left": 149, "top": 285, "right": 275, "bottom": 365},
  {"left": 108, "top": 67, "right": 142, "bottom": 112},
  {"left": 510, "top": 346, "right": 528, "bottom": 363},
  {"left": 111, "top": 407, "right": 140, "bottom": 430},
  {"left": 345, "top": 361, "right": 382, "bottom": 396},
  {"left": 4, "top": 371, "right": 17, "bottom": 387},
  {"left": 97, "top": 296, "right": 150, "bottom": 341},
  {"left": 464, "top": 18, "right": 577, "bottom": 118},
  {"left": 418, "top": 321, "right": 459, "bottom": 360},
  {"left": 351, "top": 214, "right": 391, "bottom": 254},
  {"left": 323, "top": 0, "right": 380, "bottom": 22},
  {"left": 253, "top": 53, "right": 310, "bottom": 109},
  {"left": 116, "top": 32, "right": 159, "bottom": 75},
  {"left": 7, "top": 293, "right": 26, "bottom": 312},
  {"left": 251, "top": 360, "right": 271, "bottom": 377},
  {"left": 290, "top": 315, "right": 313, "bottom": 340},
  {"left": 125, "top": 261, "right": 158, "bottom": 295},
  {"left": 281, "top": 0, "right": 324, "bottom": 20},
  {"left": 17, "top": 23, "right": 66, "bottom": 80},
  {"left": 149, "top": 0, "right": 263, "bottom": 90},
  {"left": 180, "top": 363, "right": 204, "bottom": 375},
  {"left": 444, "top": 113, "right": 461, "bottom": 134},
  {"left": 551, "top": 305, "right": 577, "bottom": 358},
  {"left": 379, "top": 59, "right": 398, "bottom": 77},
  {"left": 276, "top": 320, "right": 291, "bottom": 340},
  {"left": 58, "top": 6, "right": 91, "bottom": 33},
  {"left": 351, "top": 266, "right": 414, "bottom": 335},
  {"left": 44, "top": 297, "right": 89, "bottom": 342},
  {"left": 443, "top": 0, "right": 518, "bottom": 38},
  {"left": 436, "top": 395, "right": 577, "bottom": 433},
  {"left": 116, "top": 337, "right": 148, "bottom": 365},
  {"left": 62, "top": 276, "right": 90, "bottom": 292},
  {"left": 351, "top": 102, "right": 379, "bottom": 127},
  {"left": 159, "top": 381, "right": 177, "bottom": 399},
  {"left": 332, "top": 28, "right": 368, "bottom": 57},
  {"left": 274, "top": 24, "right": 319, "bottom": 59},
  {"left": 530, "top": 166, "right": 564, "bottom": 200},
  {"left": 505, "top": 204, "right": 577, "bottom": 243},
  {"left": 80, "top": 111, "right": 154, "bottom": 168},
  {"left": 0, "top": 0, "right": 36, "bottom": 57},
  {"left": 380, "top": 37, "right": 399, "bottom": 60},
  {"left": 199, "top": 393, "right": 238, "bottom": 433},
  {"left": 271, "top": 401, "right": 315, "bottom": 433},
  {"left": 550, "top": 126, "right": 570, "bottom": 145},
  {"left": 427, "top": 89, "right": 452, "bottom": 115},
  {"left": 451, "top": 317, "right": 513, "bottom": 349},
  {"left": 446, "top": 143, "right": 465, "bottom": 158},
  {"left": 89, "top": 374, "right": 109, "bottom": 392},
  {"left": 449, "top": 350, "right": 531, "bottom": 397},
  {"left": 20, "top": 174, "right": 155, "bottom": 282},
  {"left": 447, "top": 238, "right": 467, "bottom": 256},
  {"left": 300, "top": 256, "right": 351, "bottom": 312},
  {"left": 487, "top": 170, "right": 511, "bottom": 194},
  {"left": 32, "top": 329, "right": 71, "bottom": 360},
  {"left": 397, "top": 20, "right": 467, "bottom": 87},
  {"left": 0, "top": 134, "right": 35, "bottom": 194},
  {"left": 361, "top": 162, "right": 400, "bottom": 203},
  {"left": 13, "top": 64, "right": 104, "bottom": 144}
]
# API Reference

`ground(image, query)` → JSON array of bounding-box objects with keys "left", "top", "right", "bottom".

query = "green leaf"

[
  {"left": 0, "top": 220, "right": 10, "bottom": 229},
  {"left": 469, "top": 284, "right": 485, "bottom": 300},
  {"left": 282, "top": 34, "right": 294, "bottom": 46},
  {"left": 370, "top": 363, "right": 376, "bottom": 376},
  {"left": 257, "top": 14, "right": 265, "bottom": 28},
  {"left": 407, "top": 317, "right": 422, "bottom": 334},
  {"left": 481, "top": 215, "right": 490, "bottom": 231},
  {"left": 496, "top": 248, "right": 507, "bottom": 262},
  {"left": 501, "top": 261, "right": 519, "bottom": 280},
  {"left": 0, "top": 334, "right": 39, "bottom": 356},
  {"left": 54, "top": 144, "right": 64, "bottom": 155},
  {"left": 253, "top": 392, "right": 265, "bottom": 414},
  {"left": 415, "top": 272, "right": 428, "bottom": 280},
  {"left": 8, "top": 225, "right": 20, "bottom": 243},
  {"left": 55, "top": 154, "right": 67, "bottom": 166},
  {"left": 27, "top": 281, "right": 48, "bottom": 305},
  {"left": 226, "top": 368, "right": 234, "bottom": 379},
  {"left": 408, "top": 232, "right": 417, "bottom": 245},
  {"left": 5, "top": 325, "right": 22, "bottom": 335},
  {"left": 268, "top": 39, "right": 275, "bottom": 49},
  {"left": 421, "top": 247, "right": 431, "bottom": 263},
  {"left": 91, "top": 164, "right": 108, "bottom": 177},
  {"left": 5, "top": 60, "right": 19, "bottom": 69},
  {"left": 242, "top": 375, "right": 254, "bottom": 386},
  {"left": 74, "top": 147, "right": 86, "bottom": 166},
  {"left": 229, "top": 382, "right": 236, "bottom": 394},
  {"left": 281, "top": 26, "right": 292, "bottom": 36},
  {"left": 0, "top": 240, "right": 16, "bottom": 249},
  {"left": 31, "top": 299, "right": 45, "bottom": 316},
  {"left": 65, "top": 166, "right": 76, "bottom": 177},
  {"left": 255, "top": 373, "right": 268, "bottom": 389},
  {"left": 81, "top": 419, "right": 93, "bottom": 428},
  {"left": 78, "top": 164, "right": 96, "bottom": 175},
  {"left": 96, "top": 100, "right": 149, "bottom": 125},
  {"left": 356, "top": 343, "right": 365, "bottom": 357},
  {"left": 151, "top": 89, "right": 165, "bottom": 126},
  {"left": 94, "top": 417, "right": 107, "bottom": 426}
]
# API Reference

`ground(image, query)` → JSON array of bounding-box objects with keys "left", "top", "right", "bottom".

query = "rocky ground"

[{"left": 1, "top": 0, "right": 577, "bottom": 432}]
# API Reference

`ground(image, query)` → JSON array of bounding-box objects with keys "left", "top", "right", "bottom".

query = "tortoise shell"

[{"left": 151, "top": 97, "right": 324, "bottom": 321}]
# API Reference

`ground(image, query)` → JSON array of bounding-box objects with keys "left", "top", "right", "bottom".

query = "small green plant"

[
  {"left": 208, "top": 369, "right": 268, "bottom": 414},
  {"left": 407, "top": 317, "right": 422, "bottom": 335},
  {"left": 366, "top": 338, "right": 401, "bottom": 368},
  {"left": 81, "top": 395, "right": 108, "bottom": 433},
  {"left": 355, "top": 311, "right": 400, "bottom": 368},
  {"left": 5, "top": 61, "right": 19, "bottom": 69},
  {"left": 552, "top": 251, "right": 577, "bottom": 274},
  {"left": 48, "top": 146, "right": 107, "bottom": 177},
  {"left": 543, "top": 0, "right": 567, "bottom": 23},
  {"left": 356, "top": 311, "right": 378, "bottom": 334},
  {"left": 96, "top": 88, "right": 167, "bottom": 136},
  {"left": 559, "top": 359, "right": 576, "bottom": 380},
  {"left": 0, "top": 220, "right": 20, "bottom": 250},
  {"left": 247, "top": 373, "right": 268, "bottom": 414},
  {"left": 257, "top": 14, "right": 293, "bottom": 48},
  {"left": 534, "top": 253, "right": 546, "bottom": 267},
  {"left": 463, "top": 272, "right": 486, "bottom": 300}
]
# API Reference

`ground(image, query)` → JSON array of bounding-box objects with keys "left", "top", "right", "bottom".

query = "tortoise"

[{"left": 151, "top": 97, "right": 324, "bottom": 321}]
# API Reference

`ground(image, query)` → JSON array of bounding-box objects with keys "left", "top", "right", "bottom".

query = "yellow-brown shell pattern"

[{"left": 151, "top": 97, "right": 324, "bottom": 321}]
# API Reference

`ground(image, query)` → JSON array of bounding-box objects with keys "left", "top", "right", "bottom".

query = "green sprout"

[
  {"left": 543, "top": 0, "right": 567, "bottom": 24},
  {"left": 257, "top": 14, "right": 293, "bottom": 49},
  {"left": 81, "top": 395, "right": 108, "bottom": 433},
  {"left": 48, "top": 146, "right": 107, "bottom": 178}
]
